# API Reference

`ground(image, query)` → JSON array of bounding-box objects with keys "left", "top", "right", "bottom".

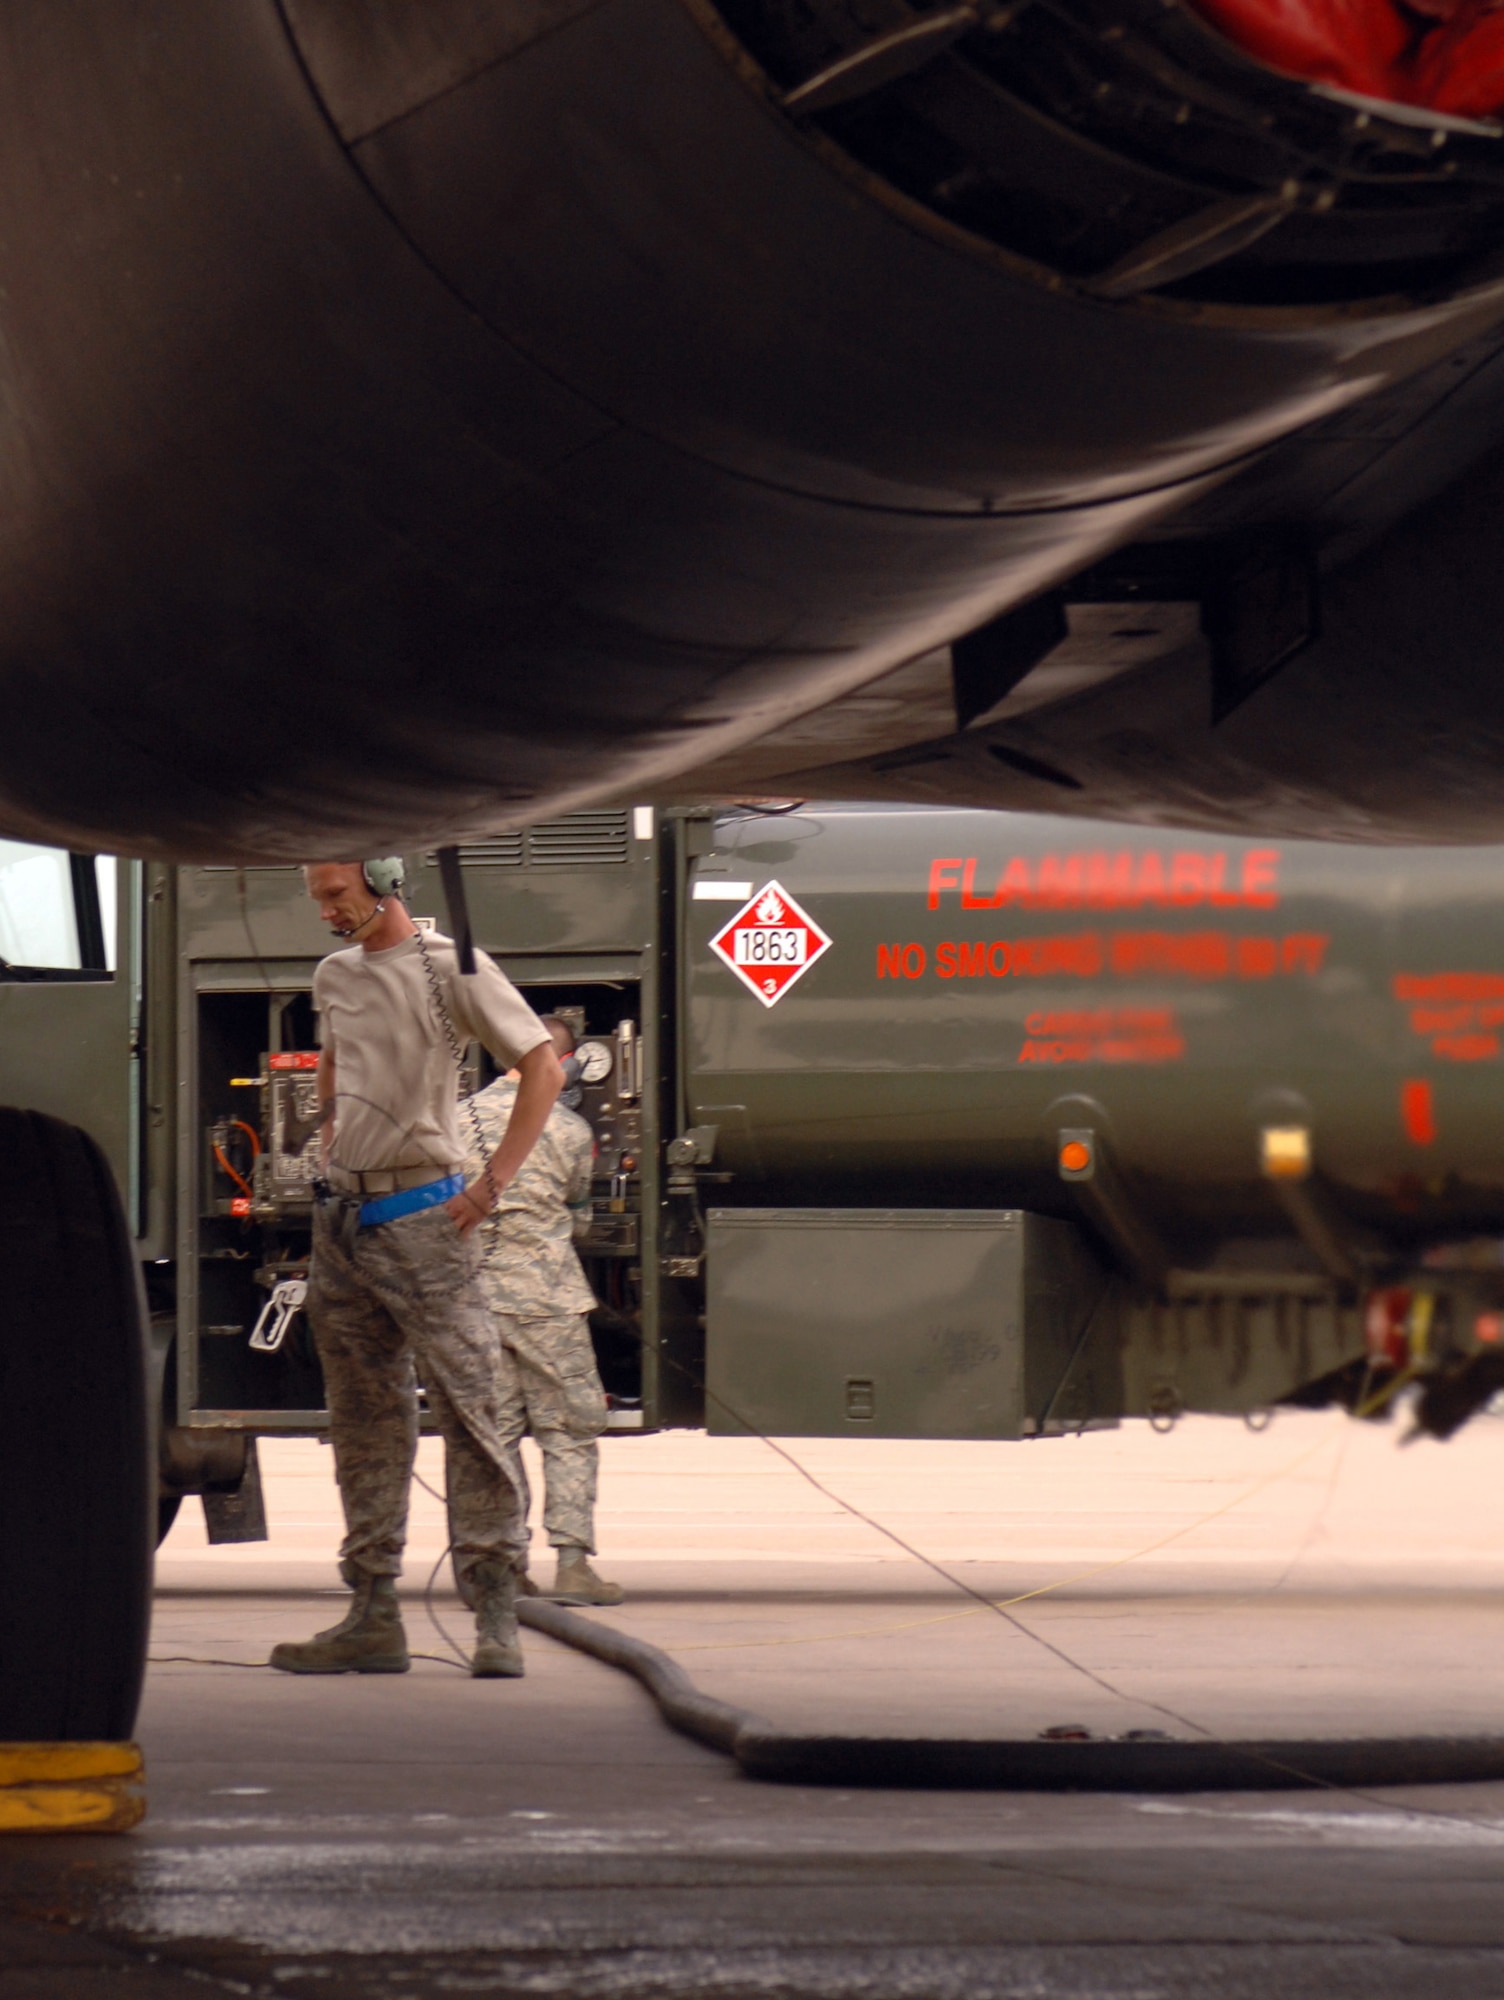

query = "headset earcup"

[{"left": 362, "top": 857, "right": 406, "bottom": 898}]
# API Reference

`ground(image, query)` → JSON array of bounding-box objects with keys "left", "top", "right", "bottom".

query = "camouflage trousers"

[
  {"left": 306, "top": 1200, "right": 528, "bottom": 1586},
  {"left": 491, "top": 1313, "right": 608, "bottom": 1554}
]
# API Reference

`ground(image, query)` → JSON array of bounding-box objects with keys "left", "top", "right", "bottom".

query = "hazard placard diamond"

[{"left": 708, "top": 880, "right": 831, "bottom": 1008}]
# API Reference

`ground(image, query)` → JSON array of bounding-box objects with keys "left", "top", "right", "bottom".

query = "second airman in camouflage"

[{"left": 465, "top": 1016, "right": 624, "bottom": 1606}]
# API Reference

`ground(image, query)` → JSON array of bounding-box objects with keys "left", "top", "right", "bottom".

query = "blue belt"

[{"left": 359, "top": 1174, "right": 464, "bottom": 1229}]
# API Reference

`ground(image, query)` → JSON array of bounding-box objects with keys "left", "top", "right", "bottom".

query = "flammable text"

[{"left": 927, "top": 850, "right": 1280, "bottom": 912}]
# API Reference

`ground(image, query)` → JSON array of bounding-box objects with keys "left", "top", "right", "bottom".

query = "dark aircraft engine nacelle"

[
  {"left": 283, "top": 0, "right": 1504, "bottom": 507},
  {"left": 3, "top": 1, "right": 1504, "bottom": 857}
]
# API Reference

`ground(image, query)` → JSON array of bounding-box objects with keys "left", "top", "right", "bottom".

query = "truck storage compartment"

[
  {"left": 189, "top": 985, "right": 328, "bottom": 1424},
  {"left": 705, "top": 1208, "right": 1115, "bottom": 1439}
]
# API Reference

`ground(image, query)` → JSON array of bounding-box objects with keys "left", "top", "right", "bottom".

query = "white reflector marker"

[{"left": 692, "top": 879, "right": 754, "bottom": 900}]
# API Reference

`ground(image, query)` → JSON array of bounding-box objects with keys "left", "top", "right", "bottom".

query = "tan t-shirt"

[{"left": 313, "top": 930, "right": 549, "bottom": 1176}]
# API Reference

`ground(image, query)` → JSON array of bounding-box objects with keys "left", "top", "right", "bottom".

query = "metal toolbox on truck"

[{"left": 705, "top": 1208, "right": 1114, "bottom": 1440}]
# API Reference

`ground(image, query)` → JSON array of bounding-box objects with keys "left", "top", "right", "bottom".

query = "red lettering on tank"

[
  {"left": 926, "top": 929, "right": 1334, "bottom": 984},
  {"left": 1206, "top": 854, "right": 1240, "bottom": 908},
  {"left": 920, "top": 927, "right": 1325, "bottom": 988},
  {"left": 1188, "top": 933, "right": 1230, "bottom": 978},
  {"left": 1112, "top": 924, "right": 1160, "bottom": 972},
  {"left": 1433, "top": 1033, "right": 1499, "bottom": 1062},
  {"left": 1411, "top": 1006, "right": 1473, "bottom": 1036},
  {"left": 1104, "top": 1035, "right": 1184, "bottom": 1062},
  {"left": 927, "top": 860, "right": 964, "bottom": 911},
  {"left": 1111, "top": 931, "right": 1230, "bottom": 979},
  {"left": 1281, "top": 934, "right": 1328, "bottom": 974},
  {"left": 1011, "top": 933, "right": 1103, "bottom": 976},
  {"left": 1401, "top": 1079, "right": 1436, "bottom": 1146},
  {"left": 994, "top": 857, "right": 1034, "bottom": 905},
  {"left": 1241, "top": 849, "right": 1280, "bottom": 908},
  {"left": 933, "top": 847, "right": 1283, "bottom": 912},
  {"left": 959, "top": 859, "right": 993, "bottom": 910},
  {"left": 1016, "top": 1004, "right": 1184, "bottom": 1065},
  {"left": 1134, "top": 853, "right": 1169, "bottom": 905},
  {"left": 1036, "top": 855, "right": 1085, "bottom": 907},
  {"left": 1169, "top": 853, "right": 1207, "bottom": 906},
  {"left": 877, "top": 943, "right": 906, "bottom": 978},
  {"left": 1394, "top": 982, "right": 1504, "bottom": 1058},
  {"left": 930, "top": 934, "right": 1103, "bottom": 978},
  {"left": 1027, "top": 1010, "right": 1108, "bottom": 1036},
  {"left": 1071, "top": 933, "right": 1104, "bottom": 976},
  {"left": 1085, "top": 853, "right": 1135, "bottom": 907},
  {"left": 1394, "top": 972, "right": 1504, "bottom": 1002}
]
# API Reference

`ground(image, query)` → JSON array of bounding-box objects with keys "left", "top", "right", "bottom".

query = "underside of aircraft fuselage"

[{"left": 6, "top": 0, "right": 1504, "bottom": 857}]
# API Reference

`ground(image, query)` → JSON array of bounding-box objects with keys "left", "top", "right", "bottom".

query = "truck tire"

[{"left": 0, "top": 1108, "right": 151, "bottom": 1740}]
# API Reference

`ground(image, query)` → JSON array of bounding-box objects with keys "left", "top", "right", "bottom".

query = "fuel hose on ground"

[
  {"left": 516, "top": 1596, "right": 1504, "bottom": 1791},
  {"left": 506, "top": 1350, "right": 1504, "bottom": 1797},
  {"left": 510, "top": 1412, "right": 1504, "bottom": 1795}
]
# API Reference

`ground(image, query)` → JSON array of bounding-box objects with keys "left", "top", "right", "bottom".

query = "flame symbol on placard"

[{"left": 754, "top": 888, "right": 784, "bottom": 923}]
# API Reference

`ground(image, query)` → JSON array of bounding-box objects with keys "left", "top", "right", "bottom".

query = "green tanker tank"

[{"left": 685, "top": 805, "right": 1504, "bottom": 1242}]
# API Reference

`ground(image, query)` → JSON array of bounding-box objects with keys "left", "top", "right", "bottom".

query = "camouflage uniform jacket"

[{"left": 465, "top": 1076, "right": 597, "bottom": 1318}]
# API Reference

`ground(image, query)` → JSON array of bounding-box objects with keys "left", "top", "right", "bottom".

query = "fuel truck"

[{"left": 8, "top": 801, "right": 1504, "bottom": 1547}]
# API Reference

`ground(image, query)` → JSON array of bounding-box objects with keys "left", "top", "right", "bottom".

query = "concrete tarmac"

[{"left": 9, "top": 1412, "right": 1504, "bottom": 1996}]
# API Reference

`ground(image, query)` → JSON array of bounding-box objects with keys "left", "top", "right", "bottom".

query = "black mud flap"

[{"left": 202, "top": 1438, "right": 269, "bottom": 1544}]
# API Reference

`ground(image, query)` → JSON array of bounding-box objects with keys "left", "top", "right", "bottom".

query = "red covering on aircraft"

[
  {"left": 1414, "top": 5, "right": 1504, "bottom": 114},
  {"left": 1189, "top": 0, "right": 1504, "bottom": 118}
]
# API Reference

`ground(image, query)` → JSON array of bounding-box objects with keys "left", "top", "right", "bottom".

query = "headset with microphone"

[{"left": 332, "top": 856, "right": 407, "bottom": 939}]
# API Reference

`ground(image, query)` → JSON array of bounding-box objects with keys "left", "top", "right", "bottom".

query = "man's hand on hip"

[{"left": 448, "top": 1181, "right": 498, "bottom": 1236}]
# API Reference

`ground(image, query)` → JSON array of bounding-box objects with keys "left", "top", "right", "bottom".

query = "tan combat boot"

[
  {"left": 269, "top": 1575, "right": 410, "bottom": 1674},
  {"left": 470, "top": 1561, "right": 525, "bottom": 1678},
  {"left": 550, "top": 1547, "right": 625, "bottom": 1607}
]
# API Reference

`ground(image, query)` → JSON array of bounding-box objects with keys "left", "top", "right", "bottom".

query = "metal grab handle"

[{"left": 249, "top": 1277, "right": 308, "bottom": 1353}]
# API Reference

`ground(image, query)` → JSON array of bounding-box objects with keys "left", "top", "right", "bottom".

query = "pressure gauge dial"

[{"left": 575, "top": 1038, "right": 614, "bottom": 1086}]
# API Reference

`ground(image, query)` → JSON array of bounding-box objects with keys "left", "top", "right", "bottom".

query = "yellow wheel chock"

[{"left": 0, "top": 1742, "right": 145, "bottom": 1832}]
